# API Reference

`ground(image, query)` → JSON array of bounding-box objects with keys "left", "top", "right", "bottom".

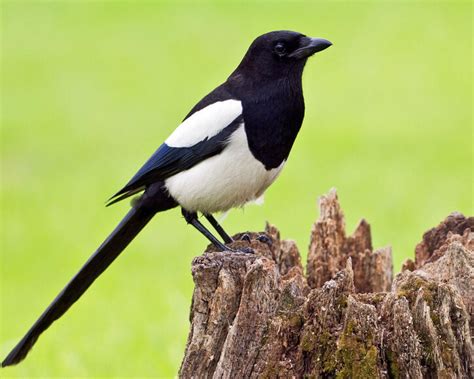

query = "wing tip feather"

[{"left": 106, "top": 187, "right": 145, "bottom": 207}]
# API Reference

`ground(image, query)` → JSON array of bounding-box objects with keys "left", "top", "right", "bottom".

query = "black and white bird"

[{"left": 2, "top": 30, "right": 331, "bottom": 367}]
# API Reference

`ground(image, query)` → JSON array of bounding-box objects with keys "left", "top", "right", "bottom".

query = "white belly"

[{"left": 164, "top": 124, "right": 285, "bottom": 214}]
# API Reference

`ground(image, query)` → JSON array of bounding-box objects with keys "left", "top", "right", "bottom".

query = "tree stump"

[{"left": 179, "top": 189, "right": 474, "bottom": 378}]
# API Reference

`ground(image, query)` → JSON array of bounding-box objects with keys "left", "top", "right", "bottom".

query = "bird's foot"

[
  {"left": 239, "top": 233, "right": 271, "bottom": 245},
  {"left": 256, "top": 234, "right": 272, "bottom": 245},
  {"left": 220, "top": 244, "right": 254, "bottom": 254},
  {"left": 238, "top": 246, "right": 255, "bottom": 254}
]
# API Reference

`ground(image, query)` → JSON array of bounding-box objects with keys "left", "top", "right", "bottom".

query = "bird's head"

[{"left": 232, "top": 30, "right": 332, "bottom": 82}]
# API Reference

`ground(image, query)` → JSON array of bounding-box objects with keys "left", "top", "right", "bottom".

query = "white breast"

[{"left": 164, "top": 124, "right": 285, "bottom": 214}]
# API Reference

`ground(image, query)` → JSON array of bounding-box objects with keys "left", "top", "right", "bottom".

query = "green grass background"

[{"left": 1, "top": 1, "right": 472, "bottom": 377}]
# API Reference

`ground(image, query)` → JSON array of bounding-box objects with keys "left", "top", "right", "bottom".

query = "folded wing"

[{"left": 107, "top": 100, "right": 243, "bottom": 206}]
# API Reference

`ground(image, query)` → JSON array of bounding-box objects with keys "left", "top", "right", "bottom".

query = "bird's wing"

[{"left": 107, "top": 99, "right": 243, "bottom": 205}]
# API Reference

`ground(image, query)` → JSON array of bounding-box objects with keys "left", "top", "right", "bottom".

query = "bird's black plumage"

[{"left": 2, "top": 30, "right": 331, "bottom": 367}]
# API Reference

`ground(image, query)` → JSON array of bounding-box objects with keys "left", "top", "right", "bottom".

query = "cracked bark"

[{"left": 179, "top": 189, "right": 474, "bottom": 378}]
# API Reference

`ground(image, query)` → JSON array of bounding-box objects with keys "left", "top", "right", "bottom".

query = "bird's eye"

[{"left": 274, "top": 43, "right": 287, "bottom": 57}]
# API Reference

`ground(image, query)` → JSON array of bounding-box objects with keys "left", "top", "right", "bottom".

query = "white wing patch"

[{"left": 165, "top": 99, "right": 243, "bottom": 148}]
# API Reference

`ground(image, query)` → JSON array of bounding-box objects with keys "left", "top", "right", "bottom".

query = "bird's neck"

[{"left": 228, "top": 64, "right": 304, "bottom": 97}]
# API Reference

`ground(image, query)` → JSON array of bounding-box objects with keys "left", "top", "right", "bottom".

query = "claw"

[
  {"left": 239, "top": 247, "right": 254, "bottom": 254},
  {"left": 220, "top": 245, "right": 253, "bottom": 254},
  {"left": 256, "top": 234, "right": 272, "bottom": 245}
]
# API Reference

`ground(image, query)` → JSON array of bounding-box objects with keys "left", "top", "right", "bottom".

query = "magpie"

[{"left": 2, "top": 30, "right": 331, "bottom": 367}]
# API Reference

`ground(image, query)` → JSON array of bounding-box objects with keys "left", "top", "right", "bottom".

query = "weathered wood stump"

[{"left": 180, "top": 190, "right": 473, "bottom": 378}]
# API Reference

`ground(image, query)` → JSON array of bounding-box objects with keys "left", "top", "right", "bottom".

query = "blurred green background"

[{"left": 1, "top": 0, "right": 472, "bottom": 377}]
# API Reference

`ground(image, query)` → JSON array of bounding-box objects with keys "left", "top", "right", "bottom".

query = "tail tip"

[
  {"left": 2, "top": 343, "right": 28, "bottom": 368},
  {"left": 2, "top": 356, "right": 16, "bottom": 368}
]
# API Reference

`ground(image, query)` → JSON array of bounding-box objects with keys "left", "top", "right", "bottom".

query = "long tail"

[{"left": 2, "top": 205, "right": 158, "bottom": 367}]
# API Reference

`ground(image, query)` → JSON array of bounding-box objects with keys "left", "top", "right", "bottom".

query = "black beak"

[{"left": 289, "top": 37, "right": 332, "bottom": 59}]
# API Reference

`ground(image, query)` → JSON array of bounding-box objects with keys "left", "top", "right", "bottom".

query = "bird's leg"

[
  {"left": 182, "top": 209, "right": 230, "bottom": 251},
  {"left": 204, "top": 214, "right": 233, "bottom": 244},
  {"left": 182, "top": 209, "right": 253, "bottom": 254}
]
